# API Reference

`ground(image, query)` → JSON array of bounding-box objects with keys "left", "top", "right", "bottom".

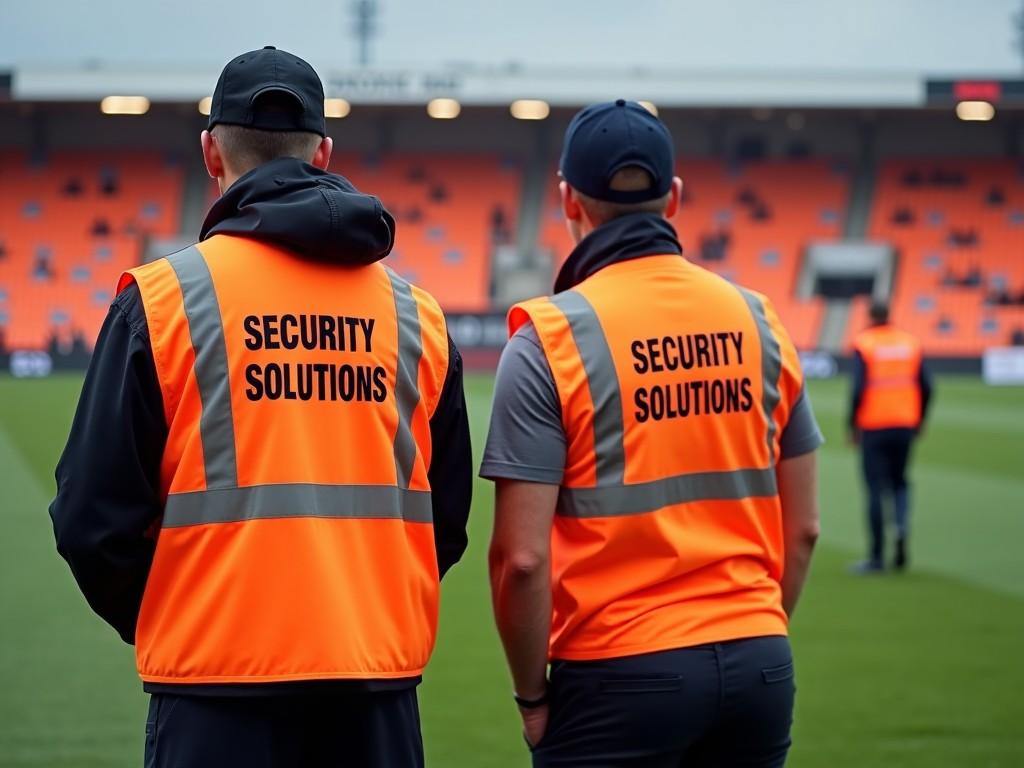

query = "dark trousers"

[
  {"left": 144, "top": 689, "right": 423, "bottom": 768},
  {"left": 861, "top": 427, "right": 915, "bottom": 565},
  {"left": 532, "top": 636, "right": 795, "bottom": 767}
]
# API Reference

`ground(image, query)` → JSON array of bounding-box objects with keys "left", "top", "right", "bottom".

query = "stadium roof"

[{"left": 4, "top": 64, "right": 990, "bottom": 109}]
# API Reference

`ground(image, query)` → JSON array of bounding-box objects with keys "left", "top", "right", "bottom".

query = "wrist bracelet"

[{"left": 514, "top": 691, "right": 549, "bottom": 709}]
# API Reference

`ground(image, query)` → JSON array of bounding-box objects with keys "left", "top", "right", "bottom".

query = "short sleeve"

[
  {"left": 779, "top": 385, "right": 824, "bottom": 459},
  {"left": 480, "top": 322, "right": 566, "bottom": 483}
]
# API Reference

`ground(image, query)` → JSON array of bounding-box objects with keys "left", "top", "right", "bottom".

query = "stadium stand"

[
  {"left": 330, "top": 152, "right": 522, "bottom": 311},
  {"left": 867, "top": 159, "right": 1024, "bottom": 355},
  {"left": 0, "top": 151, "right": 183, "bottom": 350},
  {"left": 5, "top": 140, "right": 1023, "bottom": 361},
  {"left": 539, "top": 158, "right": 849, "bottom": 350}
]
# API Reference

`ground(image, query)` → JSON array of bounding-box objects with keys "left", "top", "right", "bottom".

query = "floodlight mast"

[
  {"left": 352, "top": 0, "right": 379, "bottom": 67},
  {"left": 1014, "top": 1, "right": 1024, "bottom": 71}
]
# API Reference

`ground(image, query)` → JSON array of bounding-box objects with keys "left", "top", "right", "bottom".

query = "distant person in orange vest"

[
  {"left": 49, "top": 46, "right": 472, "bottom": 767},
  {"left": 849, "top": 302, "right": 932, "bottom": 573},
  {"left": 482, "top": 99, "right": 823, "bottom": 767}
]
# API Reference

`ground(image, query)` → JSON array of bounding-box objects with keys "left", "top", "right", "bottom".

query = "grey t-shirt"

[{"left": 480, "top": 322, "right": 824, "bottom": 483}]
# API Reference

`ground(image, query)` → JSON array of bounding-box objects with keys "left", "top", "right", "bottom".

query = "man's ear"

[
  {"left": 663, "top": 176, "right": 683, "bottom": 219},
  {"left": 200, "top": 130, "right": 225, "bottom": 181},
  {"left": 560, "top": 180, "right": 583, "bottom": 223},
  {"left": 311, "top": 137, "right": 333, "bottom": 170}
]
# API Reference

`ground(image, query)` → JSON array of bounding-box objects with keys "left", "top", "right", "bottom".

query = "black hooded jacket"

[{"left": 49, "top": 159, "right": 472, "bottom": 691}]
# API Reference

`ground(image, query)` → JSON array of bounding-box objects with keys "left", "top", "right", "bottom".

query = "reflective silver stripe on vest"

[
  {"left": 163, "top": 483, "right": 433, "bottom": 528},
  {"left": 550, "top": 291, "right": 626, "bottom": 485},
  {"left": 167, "top": 246, "right": 238, "bottom": 488},
  {"left": 558, "top": 467, "right": 778, "bottom": 518},
  {"left": 387, "top": 269, "right": 424, "bottom": 488},
  {"left": 737, "top": 288, "right": 782, "bottom": 465}
]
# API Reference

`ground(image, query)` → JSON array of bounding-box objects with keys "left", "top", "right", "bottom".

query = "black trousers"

[
  {"left": 861, "top": 427, "right": 915, "bottom": 565},
  {"left": 532, "top": 636, "right": 795, "bottom": 767},
  {"left": 144, "top": 689, "right": 423, "bottom": 768}
]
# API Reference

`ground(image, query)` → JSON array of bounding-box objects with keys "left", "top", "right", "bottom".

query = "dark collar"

[{"left": 554, "top": 212, "right": 683, "bottom": 293}]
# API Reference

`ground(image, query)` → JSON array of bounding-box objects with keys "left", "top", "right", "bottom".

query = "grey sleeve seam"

[
  {"left": 779, "top": 433, "right": 824, "bottom": 460},
  {"left": 479, "top": 460, "right": 563, "bottom": 483},
  {"left": 480, "top": 458, "right": 562, "bottom": 472}
]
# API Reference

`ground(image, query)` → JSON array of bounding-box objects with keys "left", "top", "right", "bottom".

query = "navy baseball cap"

[
  {"left": 559, "top": 99, "right": 674, "bottom": 204},
  {"left": 208, "top": 46, "right": 326, "bottom": 137}
]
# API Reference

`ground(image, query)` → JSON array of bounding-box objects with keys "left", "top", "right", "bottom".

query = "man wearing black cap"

[
  {"left": 50, "top": 47, "right": 471, "bottom": 767},
  {"left": 483, "top": 100, "right": 822, "bottom": 766}
]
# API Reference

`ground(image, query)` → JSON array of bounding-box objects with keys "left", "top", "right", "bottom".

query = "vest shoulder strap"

[{"left": 386, "top": 267, "right": 450, "bottom": 420}]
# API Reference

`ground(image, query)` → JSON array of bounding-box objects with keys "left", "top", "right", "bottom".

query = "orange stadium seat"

[{"left": 0, "top": 151, "right": 183, "bottom": 350}]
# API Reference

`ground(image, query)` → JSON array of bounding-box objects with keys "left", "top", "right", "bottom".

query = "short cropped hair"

[
  {"left": 575, "top": 166, "right": 672, "bottom": 226},
  {"left": 869, "top": 302, "right": 890, "bottom": 325},
  {"left": 212, "top": 91, "right": 322, "bottom": 174}
]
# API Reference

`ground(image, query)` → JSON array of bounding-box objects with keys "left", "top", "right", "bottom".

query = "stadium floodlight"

[
  {"left": 100, "top": 96, "right": 150, "bottom": 115},
  {"left": 325, "top": 98, "right": 352, "bottom": 118},
  {"left": 197, "top": 97, "right": 213, "bottom": 116},
  {"left": 427, "top": 98, "right": 461, "bottom": 119},
  {"left": 638, "top": 101, "right": 658, "bottom": 117},
  {"left": 510, "top": 100, "right": 550, "bottom": 120},
  {"left": 956, "top": 101, "right": 995, "bottom": 121}
]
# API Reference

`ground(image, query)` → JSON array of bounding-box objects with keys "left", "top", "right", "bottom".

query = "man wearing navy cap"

[
  {"left": 50, "top": 46, "right": 471, "bottom": 767},
  {"left": 483, "top": 100, "right": 822, "bottom": 766}
]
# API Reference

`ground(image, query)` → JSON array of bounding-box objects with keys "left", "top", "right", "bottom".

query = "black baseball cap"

[
  {"left": 208, "top": 46, "right": 326, "bottom": 137},
  {"left": 559, "top": 99, "right": 674, "bottom": 204}
]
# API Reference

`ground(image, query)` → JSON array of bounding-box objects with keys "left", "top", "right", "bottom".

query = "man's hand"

[
  {"left": 520, "top": 703, "right": 550, "bottom": 748},
  {"left": 847, "top": 428, "right": 861, "bottom": 447}
]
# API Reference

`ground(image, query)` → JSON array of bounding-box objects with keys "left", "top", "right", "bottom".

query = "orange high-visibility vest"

[
  {"left": 509, "top": 255, "right": 804, "bottom": 661},
  {"left": 117, "top": 234, "right": 449, "bottom": 684},
  {"left": 853, "top": 325, "right": 923, "bottom": 431}
]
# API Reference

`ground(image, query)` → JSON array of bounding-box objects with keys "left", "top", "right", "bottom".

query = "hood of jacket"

[{"left": 199, "top": 157, "right": 395, "bottom": 265}]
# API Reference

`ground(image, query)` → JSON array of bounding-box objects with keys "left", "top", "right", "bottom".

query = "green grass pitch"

[{"left": 0, "top": 372, "right": 1021, "bottom": 766}]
